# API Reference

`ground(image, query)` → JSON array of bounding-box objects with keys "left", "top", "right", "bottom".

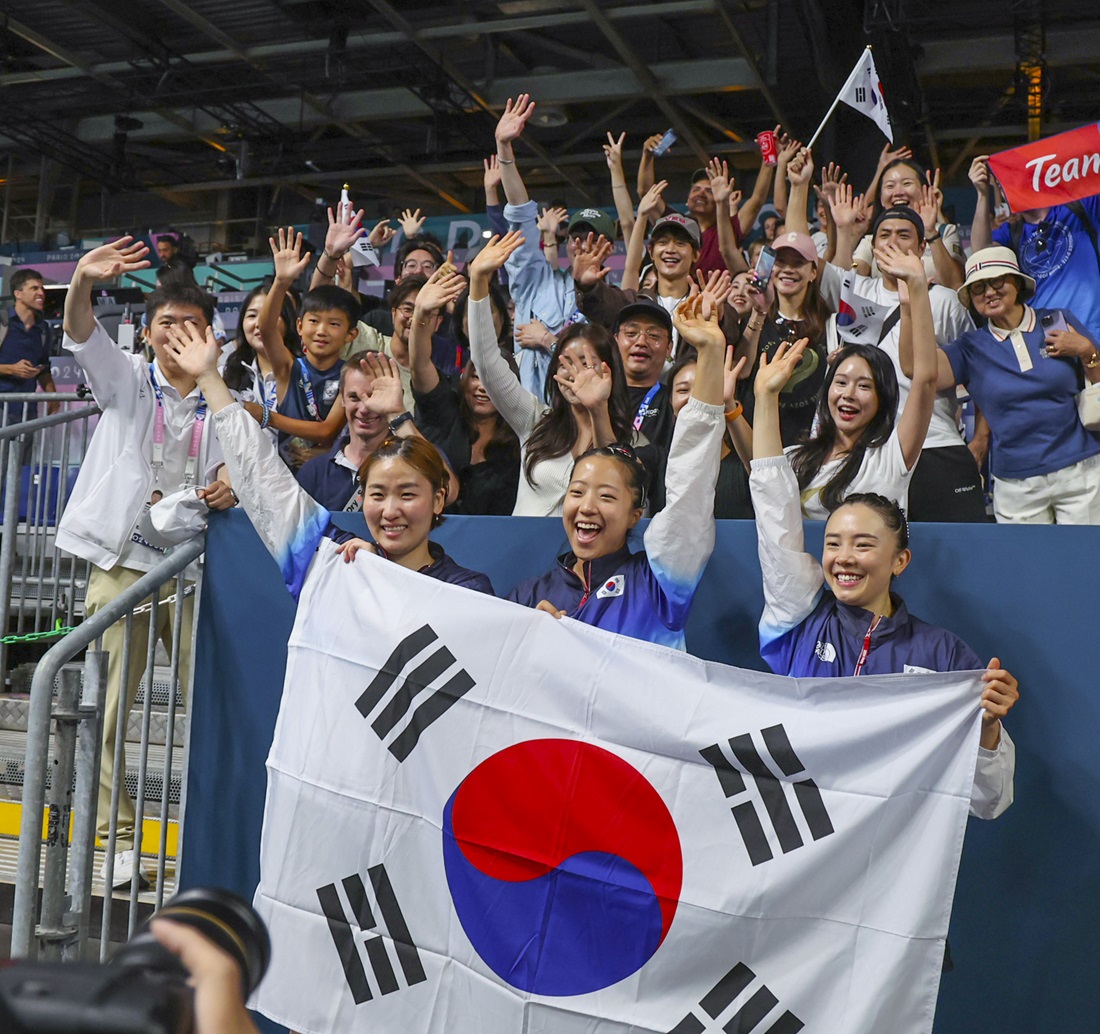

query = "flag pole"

[{"left": 806, "top": 46, "right": 872, "bottom": 152}]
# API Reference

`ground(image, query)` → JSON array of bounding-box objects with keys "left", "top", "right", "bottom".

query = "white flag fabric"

[
  {"left": 839, "top": 48, "right": 893, "bottom": 142},
  {"left": 836, "top": 269, "right": 897, "bottom": 345},
  {"left": 252, "top": 540, "right": 983, "bottom": 1034}
]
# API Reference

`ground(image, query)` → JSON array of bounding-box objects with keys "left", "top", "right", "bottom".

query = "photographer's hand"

[{"left": 150, "top": 919, "right": 260, "bottom": 1034}]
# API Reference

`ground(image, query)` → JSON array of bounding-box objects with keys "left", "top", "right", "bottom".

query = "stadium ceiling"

[{"left": 1, "top": 0, "right": 1099, "bottom": 216}]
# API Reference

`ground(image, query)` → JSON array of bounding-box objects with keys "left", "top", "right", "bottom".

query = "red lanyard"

[{"left": 852, "top": 614, "right": 883, "bottom": 677}]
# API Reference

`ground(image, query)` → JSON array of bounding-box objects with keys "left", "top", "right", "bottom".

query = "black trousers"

[{"left": 908, "top": 444, "right": 989, "bottom": 523}]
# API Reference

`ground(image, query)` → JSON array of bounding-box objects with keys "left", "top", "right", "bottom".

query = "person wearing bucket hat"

[
  {"left": 493, "top": 95, "right": 620, "bottom": 400},
  {"left": 970, "top": 153, "right": 1100, "bottom": 348},
  {"left": 899, "top": 245, "right": 1100, "bottom": 524},
  {"left": 785, "top": 155, "right": 988, "bottom": 523}
]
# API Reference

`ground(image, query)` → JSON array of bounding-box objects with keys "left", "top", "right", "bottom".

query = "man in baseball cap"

[{"left": 566, "top": 208, "right": 616, "bottom": 243}]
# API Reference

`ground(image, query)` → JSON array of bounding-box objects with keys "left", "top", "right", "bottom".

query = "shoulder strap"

[
  {"left": 877, "top": 306, "right": 902, "bottom": 345},
  {"left": 1066, "top": 200, "right": 1100, "bottom": 278}
]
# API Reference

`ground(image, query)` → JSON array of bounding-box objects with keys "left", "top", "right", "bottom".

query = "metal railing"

[
  {"left": 1, "top": 393, "right": 100, "bottom": 685},
  {"left": 11, "top": 536, "right": 204, "bottom": 960}
]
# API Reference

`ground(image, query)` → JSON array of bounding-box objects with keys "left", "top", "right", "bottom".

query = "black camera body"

[{"left": 0, "top": 887, "right": 269, "bottom": 1034}]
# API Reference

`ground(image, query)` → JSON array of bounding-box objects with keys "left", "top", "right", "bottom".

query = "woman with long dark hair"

[
  {"left": 408, "top": 267, "right": 521, "bottom": 514},
  {"left": 221, "top": 280, "right": 301, "bottom": 441},
  {"left": 754, "top": 243, "right": 939, "bottom": 520},
  {"left": 468, "top": 231, "right": 636, "bottom": 516}
]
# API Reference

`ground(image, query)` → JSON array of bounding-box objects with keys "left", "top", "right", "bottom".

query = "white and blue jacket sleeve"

[{"left": 211, "top": 402, "right": 332, "bottom": 600}]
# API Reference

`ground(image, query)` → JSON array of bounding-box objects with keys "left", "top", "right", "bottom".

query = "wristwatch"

[
  {"left": 1087, "top": 352, "right": 1100, "bottom": 369},
  {"left": 388, "top": 411, "right": 414, "bottom": 434}
]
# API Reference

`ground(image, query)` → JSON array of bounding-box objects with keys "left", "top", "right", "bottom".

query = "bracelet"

[
  {"left": 724, "top": 402, "right": 743, "bottom": 422},
  {"left": 925, "top": 231, "right": 941, "bottom": 243},
  {"left": 1087, "top": 352, "right": 1100, "bottom": 369},
  {"left": 259, "top": 403, "right": 271, "bottom": 429},
  {"left": 747, "top": 317, "right": 764, "bottom": 332},
  {"left": 497, "top": 156, "right": 515, "bottom": 165}
]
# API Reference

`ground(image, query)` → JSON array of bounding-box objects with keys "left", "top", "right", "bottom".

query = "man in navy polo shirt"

[
  {"left": 0, "top": 268, "right": 57, "bottom": 424},
  {"left": 296, "top": 354, "right": 448, "bottom": 512}
]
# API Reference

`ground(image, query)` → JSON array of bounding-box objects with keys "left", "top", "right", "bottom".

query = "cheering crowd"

[{"left": 19, "top": 91, "right": 1100, "bottom": 886}]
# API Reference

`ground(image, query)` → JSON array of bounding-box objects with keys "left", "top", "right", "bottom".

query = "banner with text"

[{"left": 988, "top": 123, "right": 1100, "bottom": 212}]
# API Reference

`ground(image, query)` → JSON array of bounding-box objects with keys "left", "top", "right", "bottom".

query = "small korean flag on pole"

[{"left": 838, "top": 47, "right": 893, "bottom": 142}]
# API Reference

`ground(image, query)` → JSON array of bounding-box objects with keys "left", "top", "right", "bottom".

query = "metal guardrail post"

[
  {"left": 38, "top": 667, "right": 82, "bottom": 960},
  {"left": 64, "top": 647, "right": 108, "bottom": 962},
  {"left": 0, "top": 432, "right": 27, "bottom": 679},
  {"left": 11, "top": 536, "right": 205, "bottom": 959}
]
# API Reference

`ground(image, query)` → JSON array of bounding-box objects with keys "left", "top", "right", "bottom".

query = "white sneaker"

[{"left": 101, "top": 848, "right": 152, "bottom": 889}]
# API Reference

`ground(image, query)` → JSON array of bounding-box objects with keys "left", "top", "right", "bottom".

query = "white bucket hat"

[{"left": 958, "top": 245, "right": 1037, "bottom": 307}]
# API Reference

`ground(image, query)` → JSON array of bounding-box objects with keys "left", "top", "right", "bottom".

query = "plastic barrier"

[{"left": 184, "top": 511, "right": 1100, "bottom": 1033}]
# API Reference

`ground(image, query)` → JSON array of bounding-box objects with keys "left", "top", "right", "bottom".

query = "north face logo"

[{"left": 814, "top": 641, "right": 836, "bottom": 663}]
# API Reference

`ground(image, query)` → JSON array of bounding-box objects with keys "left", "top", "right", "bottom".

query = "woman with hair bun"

[
  {"left": 506, "top": 290, "right": 726, "bottom": 651},
  {"left": 161, "top": 320, "right": 493, "bottom": 598},
  {"left": 748, "top": 340, "right": 1019, "bottom": 819}
]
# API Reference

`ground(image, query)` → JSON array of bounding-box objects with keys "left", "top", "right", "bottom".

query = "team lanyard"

[
  {"left": 296, "top": 358, "right": 319, "bottom": 419},
  {"left": 149, "top": 363, "right": 207, "bottom": 486},
  {"left": 632, "top": 382, "right": 661, "bottom": 432},
  {"left": 852, "top": 614, "right": 883, "bottom": 677}
]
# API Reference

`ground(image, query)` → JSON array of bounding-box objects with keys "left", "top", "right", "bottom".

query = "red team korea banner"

[{"left": 988, "top": 123, "right": 1100, "bottom": 213}]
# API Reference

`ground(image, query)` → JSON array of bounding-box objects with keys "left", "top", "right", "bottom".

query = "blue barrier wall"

[{"left": 184, "top": 511, "right": 1100, "bottom": 1033}]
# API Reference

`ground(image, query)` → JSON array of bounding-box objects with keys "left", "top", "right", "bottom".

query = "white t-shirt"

[
  {"left": 786, "top": 427, "right": 913, "bottom": 522},
  {"left": 853, "top": 223, "right": 963, "bottom": 281},
  {"left": 819, "top": 263, "right": 975, "bottom": 450}
]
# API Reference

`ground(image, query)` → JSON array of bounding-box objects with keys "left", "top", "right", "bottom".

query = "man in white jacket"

[{"left": 56, "top": 237, "right": 235, "bottom": 887}]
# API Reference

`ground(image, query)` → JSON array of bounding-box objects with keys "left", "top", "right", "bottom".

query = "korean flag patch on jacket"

[{"left": 596, "top": 574, "right": 625, "bottom": 599}]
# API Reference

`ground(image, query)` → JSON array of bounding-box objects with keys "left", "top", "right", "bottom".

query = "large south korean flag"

[{"left": 252, "top": 540, "right": 983, "bottom": 1034}]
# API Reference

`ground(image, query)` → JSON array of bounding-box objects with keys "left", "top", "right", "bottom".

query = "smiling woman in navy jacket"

[
  {"left": 487, "top": 242, "right": 726, "bottom": 652},
  {"left": 748, "top": 342, "right": 1019, "bottom": 819}
]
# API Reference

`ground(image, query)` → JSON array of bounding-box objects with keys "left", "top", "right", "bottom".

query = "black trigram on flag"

[
  {"left": 355, "top": 623, "right": 474, "bottom": 761},
  {"left": 700, "top": 724, "right": 834, "bottom": 866},
  {"left": 316, "top": 865, "right": 427, "bottom": 1005},
  {"left": 668, "top": 961, "right": 803, "bottom": 1033},
  {"left": 855, "top": 86, "right": 867, "bottom": 103}
]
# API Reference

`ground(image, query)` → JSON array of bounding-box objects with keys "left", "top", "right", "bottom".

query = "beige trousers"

[{"left": 85, "top": 563, "right": 193, "bottom": 852}]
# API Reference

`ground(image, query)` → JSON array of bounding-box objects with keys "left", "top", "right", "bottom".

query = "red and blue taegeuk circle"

[{"left": 442, "top": 738, "right": 682, "bottom": 996}]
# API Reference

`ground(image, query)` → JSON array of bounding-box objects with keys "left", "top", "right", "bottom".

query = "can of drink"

[{"left": 757, "top": 130, "right": 778, "bottom": 166}]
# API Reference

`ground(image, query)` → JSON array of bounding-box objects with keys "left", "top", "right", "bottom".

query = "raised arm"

[
  {"left": 751, "top": 338, "right": 809, "bottom": 461},
  {"left": 636, "top": 133, "right": 670, "bottom": 219},
  {"left": 968, "top": 155, "right": 995, "bottom": 252},
  {"left": 876, "top": 244, "right": 937, "bottom": 470},
  {"left": 165, "top": 321, "right": 330, "bottom": 598},
  {"left": 748, "top": 450, "right": 826, "bottom": 664},
  {"left": 494, "top": 94, "right": 535, "bottom": 207},
  {"left": 643, "top": 292, "right": 726, "bottom": 613},
  {"left": 468, "top": 232, "right": 544, "bottom": 437},
  {"left": 409, "top": 267, "right": 466, "bottom": 393},
  {"left": 64, "top": 237, "right": 150, "bottom": 345},
  {"left": 311, "top": 205, "right": 364, "bottom": 291},
  {"left": 827, "top": 183, "right": 868, "bottom": 272},
  {"left": 737, "top": 133, "right": 780, "bottom": 235},
  {"left": 603, "top": 132, "right": 636, "bottom": 246},
  {"left": 782, "top": 147, "right": 815, "bottom": 238},
  {"left": 622, "top": 181, "right": 665, "bottom": 291},
  {"left": 707, "top": 158, "right": 744, "bottom": 275},
  {"left": 260, "top": 228, "right": 308, "bottom": 383},
  {"left": 918, "top": 172, "right": 964, "bottom": 289},
  {"left": 771, "top": 133, "right": 803, "bottom": 219}
]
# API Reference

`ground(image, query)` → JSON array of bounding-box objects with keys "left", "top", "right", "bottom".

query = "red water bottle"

[{"left": 757, "top": 130, "right": 778, "bottom": 167}]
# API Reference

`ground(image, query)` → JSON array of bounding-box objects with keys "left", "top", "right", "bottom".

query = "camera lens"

[{"left": 114, "top": 887, "right": 271, "bottom": 997}]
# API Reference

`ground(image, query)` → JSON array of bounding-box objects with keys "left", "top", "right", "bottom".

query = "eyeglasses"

[
  {"left": 969, "top": 276, "right": 1008, "bottom": 297},
  {"left": 619, "top": 326, "right": 669, "bottom": 346},
  {"left": 401, "top": 259, "right": 438, "bottom": 274},
  {"left": 395, "top": 304, "right": 417, "bottom": 317}
]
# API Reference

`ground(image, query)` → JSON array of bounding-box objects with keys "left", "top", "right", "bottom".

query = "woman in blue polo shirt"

[{"left": 899, "top": 245, "right": 1100, "bottom": 523}]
